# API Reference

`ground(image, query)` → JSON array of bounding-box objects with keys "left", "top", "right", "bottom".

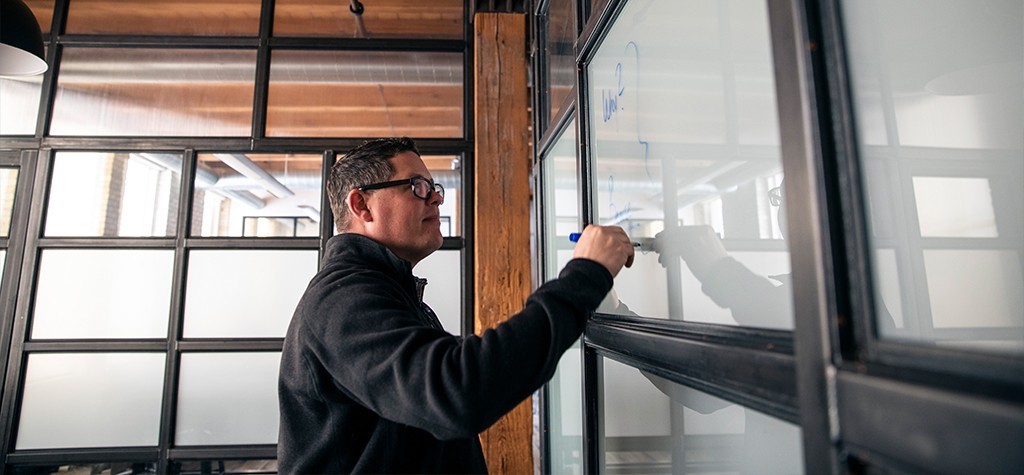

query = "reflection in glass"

[
  {"left": 32, "top": 249, "right": 174, "bottom": 339},
  {"left": 16, "top": 353, "right": 165, "bottom": 449},
  {"left": 546, "top": 0, "right": 576, "bottom": 121},
  {"left": 183, "top": 250, "right": 318, "bottom": 338},
  {"left": 587, "top": 0, "right": 792, "bottom": 329},
  {"left": 415, "top": 250, "right": 462, "bottom": 335},
  {"left": 843, "top": 0, "right": 1024, "bottom": 353},
  {"left": 0, "top": 74, "right": 43, "bottom": 135},
  {"left": 1, "top": 168, "right": 18, "bottom": 236},
  {"left": 66, "top": 0, "right": 261, "bottom": 35},
  {"left": 274, "top": 0, "right": 462, "bottom": 39},
  {"left": 176, "top": 352, "right": 281, "bottom": 445},
  {"left": 600, "top": 357, "right": 803, "bottom": 474},
  {"left": 267, "top": 50, "right": 463, "bottom": 138},
  {"left": 192, "top": 153, "right": 321, "bottom": 237},
  {"left": 51, "top": 48, "right": 256, "bottom": 136},
  {"left": 11, "top": 462, "right": 157, "bottom": 475},
  {"left": 542, "top": 120, "right": 584, "bottom": 474},
  {"left": 912, "top": 176, "right": 998, "bottom": 238},
  {"left": 45, "top": 152, "right": 180, "bottom": 237},
  {"left": 171, "top": 460, "right": 276, "bottom": 475},
  {"left": 0, "top": 251, "right": 6, "bottom": 294}
]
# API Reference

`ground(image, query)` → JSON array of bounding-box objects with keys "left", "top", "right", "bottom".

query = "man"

[{"left": 278, "top": 137, "right": 634, "bottom": 474}]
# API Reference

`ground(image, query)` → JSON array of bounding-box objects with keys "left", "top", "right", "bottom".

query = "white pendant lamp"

[{"left": 0, "top": 0, "right": 48, "bottom": 77}]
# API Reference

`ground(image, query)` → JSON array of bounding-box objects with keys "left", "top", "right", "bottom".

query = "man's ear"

[{"left": 346, "top": 189, "right": 374, "bottom": 223}]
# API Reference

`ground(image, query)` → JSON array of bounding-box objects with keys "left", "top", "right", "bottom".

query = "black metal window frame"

[
  {"left": 533, "top": 0, "right": 1023, "bottom": 473},
  {"left": 0, "top": 0, "right": 477, "bottom": 472}
]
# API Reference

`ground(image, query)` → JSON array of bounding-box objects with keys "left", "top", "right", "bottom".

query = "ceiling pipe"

[
  {"left": 349, "top": 0, "right": 367, "bottom": 38},
  {"left": 213, "top": 153, "right": 295, "bottom": 199}
]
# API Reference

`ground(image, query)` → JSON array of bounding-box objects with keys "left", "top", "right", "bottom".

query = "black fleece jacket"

[{"left": 278, "top": 233, "right": 613, "bottom": 474}]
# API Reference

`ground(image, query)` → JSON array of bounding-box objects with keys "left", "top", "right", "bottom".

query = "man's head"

[{"left": 328, "top": 137, "right": 445, "bottom": 265}]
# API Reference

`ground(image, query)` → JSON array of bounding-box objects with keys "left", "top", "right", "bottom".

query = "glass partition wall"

[
  {"left": 0, "top": 0, "right": 471, "bottom": 473},
  {"left": 533, "top": 0, "right": 1022, "bottom": 473}
]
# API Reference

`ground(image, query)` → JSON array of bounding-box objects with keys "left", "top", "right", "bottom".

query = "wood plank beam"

[{"left": 473, "top": 11, "right": 532, "bottom": 475}]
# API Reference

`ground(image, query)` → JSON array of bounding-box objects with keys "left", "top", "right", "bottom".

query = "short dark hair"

[{"left": 327, "top": 137, "right": 420, "bottom": 232}]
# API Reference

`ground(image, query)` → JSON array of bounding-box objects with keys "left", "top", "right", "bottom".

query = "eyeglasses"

[
  {"left": 358, "top": 176, "right": 444, "bottom": 202},
  {"left": 768, "top": 186, "right": 783, "bottom": 207}
]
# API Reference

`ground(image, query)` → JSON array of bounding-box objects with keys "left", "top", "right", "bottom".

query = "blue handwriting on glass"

[{"left": 602, "top": 62, "right": 624, "bottom": 123}]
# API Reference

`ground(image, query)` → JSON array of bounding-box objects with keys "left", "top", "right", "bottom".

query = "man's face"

[{"left": 364, "top": 151, "right": 444, "bottom": 265}]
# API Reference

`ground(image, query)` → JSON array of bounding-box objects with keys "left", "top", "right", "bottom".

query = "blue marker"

[{"left": 569, "top": 232, "right": 654, "bottom": 251}]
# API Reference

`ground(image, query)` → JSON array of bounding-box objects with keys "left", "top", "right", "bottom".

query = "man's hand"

[{"left": 572, "top": 225, "right": 635, "bottom": 277}]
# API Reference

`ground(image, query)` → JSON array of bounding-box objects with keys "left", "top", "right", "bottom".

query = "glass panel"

[
  {"left": 543, "top": 119, "right": 579, "bottom": 281},
  {"left": 423, "top": 155, "right": 462, "bottom": 237},
  {"left": 16, "top": 353, "right": 165, "bottom": 449},
  {"left": 11, "top": 462, "right": 157, "bottom": 475},
  {"left": 414, "top": 250, "right": 461, "bottom": 335},
  {"left": 183, "top": 250, "right": 318, "bottom": 338},
  {"left": 191, "top": 153, "right": 322, "bottom": 237},
  {"left": 0, "top": 251, "right": 6, "bottom": 294},
  {"left": 1, "top": 168, "right": 18, "bottom": 237},
  {"left": 587, "top": 0, "right": 792, "bottom": 329},
  {"left": 274, "top": 0, "right": 462, "bottom": 39},
  {"left": 600, "top": 356, "right": 803, "bottom": 474},
  {"left": 45, "top": 152, "right": 181, "bottom": 237},
  {"left": 546, "top": 0, "right": 576, "bottom": 121},
  {"left": 171, "top": 460, "right": 276, "bottom": 475},
  {"left": 175, "top": 352, "right": 280, "bottom": 445},
  {"left": 843, "top": 0, "right": 1024, "bottom": 354},
  {"left": 66, "top": 0, "right": 261, "bottom": 36},
  {"left": 51, "top": 48, "right": 256, "bottom": 136},
  {"left": 32, "top": 249, "right": 174, "bottom": 339},
  {"left": 267, "top": 50, "right": 463, "bottom": 138},
  {"left": 542, "top": 121, "right": 583, "bottom": 474},
  {"left": 912, "top": 176, "right": 997, "bottom": 238},
  {"left": 0, "top": 74, "right": 43, "bottom": 135}
]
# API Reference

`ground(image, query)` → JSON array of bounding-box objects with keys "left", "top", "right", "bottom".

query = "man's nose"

[{"left": 428, "top": 189, "right": 444, "bottom": 206}]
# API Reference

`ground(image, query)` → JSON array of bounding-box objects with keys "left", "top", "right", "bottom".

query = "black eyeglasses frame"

[{"left": 357, "top": 176, "right": 444, "bottom": 202}]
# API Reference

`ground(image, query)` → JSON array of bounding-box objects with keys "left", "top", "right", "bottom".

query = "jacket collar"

[{"left": 325, "top": 233, "right": 426, "bottom": 302}]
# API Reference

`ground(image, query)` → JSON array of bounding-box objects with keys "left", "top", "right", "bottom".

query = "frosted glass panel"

[
  {"left": 16, "top": 353, "right": 165, "bottom": 449},
  {"left": 0, "top": 168, "right": 16, "bottom": 237},
  {"left": 600, "top": 357, "right": 803, "bottom": 474},
  {"left": 843, "top": 0, "right": 1024, "bottom": 354},
  {"left": 543, "top": 119, "right": 578, "bottom": 282},
  {"left": 0, "top": 75, "right": 42, "bottom": 135},
  {"left": 183, "top": 250, "right": 318, "bottom": 338},
  {"left": 924, "top": 249, "right": 1023, "bottom": 326},
  {"left": 415, "top": 250, "right": 462, "bottom": 335},
  {"left": 913, "top": 177, "right": 997, "bottom": 238},
  {"left": 45, "top": 152, "right": 181, "bottom": 237},
  {"left": 176, "top": 352, "right": 281, "bottom": 445},
  {"left": 587, "top": 0, "right": 792, "bottom": 329},
  {"left": 541, "top": 120, "right": 584, "bottom": 474},
  {"left": 32, "top": 249, "right": 174, "bottom": 339}
]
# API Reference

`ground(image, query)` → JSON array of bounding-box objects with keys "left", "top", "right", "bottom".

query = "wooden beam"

[{"left": 473, "top": 12, "right": 532, "bottom": 475}]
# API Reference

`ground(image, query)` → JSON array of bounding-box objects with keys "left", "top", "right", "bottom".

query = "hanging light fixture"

[{"left": 0, "top": 0, "right": 48, "bottom": 77}]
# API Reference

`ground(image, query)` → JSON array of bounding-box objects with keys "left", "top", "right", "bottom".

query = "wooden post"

[{"left": 473, "top": 11, "right": 533, "bottom": 475}]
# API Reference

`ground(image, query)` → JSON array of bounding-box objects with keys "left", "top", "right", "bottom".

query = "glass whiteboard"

[{"left": 587, "top": 0, "right": 794, "bottom": 329}]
